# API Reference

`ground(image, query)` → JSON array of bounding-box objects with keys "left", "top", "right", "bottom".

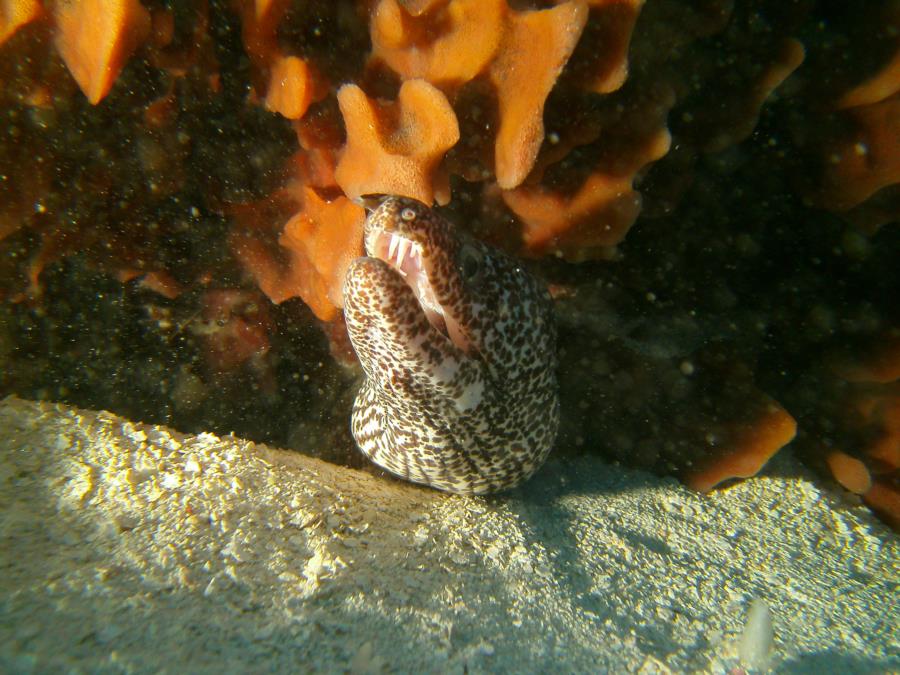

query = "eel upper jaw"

[{"left": 369, "top": 229, "right": 472, "bottom": 355}]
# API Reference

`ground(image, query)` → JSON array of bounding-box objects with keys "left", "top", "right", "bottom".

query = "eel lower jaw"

[{"left": 372, "top": 231, "right": 472, "bottom": 354}]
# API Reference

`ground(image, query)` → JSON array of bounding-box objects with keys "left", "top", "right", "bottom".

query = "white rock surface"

[{"left": 0, "top": 396, "right": 897, "bottom": 674}]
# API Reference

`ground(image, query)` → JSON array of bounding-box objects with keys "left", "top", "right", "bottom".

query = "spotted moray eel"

[{"left": 342, "top": 196, "right": 559, "bottom": 495}]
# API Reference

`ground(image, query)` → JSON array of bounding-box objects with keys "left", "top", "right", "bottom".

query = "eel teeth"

[
  {"left": 388, "top": 233, "right": 400, "bottom": 261},
  {"left": 395, "top": 238, "right": 411, "bottom": 269}
]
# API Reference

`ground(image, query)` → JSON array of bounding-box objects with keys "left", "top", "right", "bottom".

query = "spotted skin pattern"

[{"left": 343, "top": 196, "right": 559, "bottom": 495}]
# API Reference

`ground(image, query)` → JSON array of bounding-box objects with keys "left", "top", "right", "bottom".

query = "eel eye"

[
  {"left": 458, "top": 243, "right": 483, "bottom": 282},
  {"left": 400, "top": 207, "right": 417, "bottom": 221}
]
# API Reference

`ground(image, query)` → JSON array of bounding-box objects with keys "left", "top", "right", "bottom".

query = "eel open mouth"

[{"left": 370, "top": 229, "right": 471, "bottom": 353}]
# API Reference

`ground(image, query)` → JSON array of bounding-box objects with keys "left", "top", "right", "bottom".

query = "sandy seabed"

[{"left": 0, "top": 396, "right": 897, "bottom": 674}]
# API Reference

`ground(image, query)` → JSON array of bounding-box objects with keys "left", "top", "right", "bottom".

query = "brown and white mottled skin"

[{"left": 343, "top": 196, "right": 559, "bottom": 495}]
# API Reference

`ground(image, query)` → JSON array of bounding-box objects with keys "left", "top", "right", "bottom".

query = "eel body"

[{"left": 343, "top": 196, "right": 558, "bottom": 495}]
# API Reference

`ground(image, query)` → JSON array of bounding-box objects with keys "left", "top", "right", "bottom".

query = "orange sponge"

[
  {"left": 825, "top": 450, "right": 873, "bottom": 494},
  {"left": 335, "top": 80, "right": 459, "bottom": 205},
  {"left": 278, "top": 188, "right": 365, "bottom": 322},
  {"left": 265, "top": 54, "right": 324, "bottom": 120},
  {"left": 0, "top": 0, "right": 42, "bottom": 45},
  {"left": 371, "top": 0, "right": 504, "bottom": 89},
  {"left": 501, "top": 121, "right": 671, "bottom": 259},
  {"left": 489, "top": 1, "right": 588, "bottom": 189},
  {"left": 684, "top": 401, "right": 797, "bottom": 493},
  {"left": 53, "top": 0, "right": 150, "bottom": 104},
  {"left": 370, "top": 0, "right": 589, "bottom": 190},
  {"left": 816, "top": 93, "right": 900, "bottom": 211}
]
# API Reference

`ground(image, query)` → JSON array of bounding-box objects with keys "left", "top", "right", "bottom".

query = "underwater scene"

[{"left": 0, "top": 0, "right": 898, "bottom": 672}]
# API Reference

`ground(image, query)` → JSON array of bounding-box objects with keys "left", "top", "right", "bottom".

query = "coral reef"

[{"left": 0, "top": 0, "right": 897, "bottom": 525}]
